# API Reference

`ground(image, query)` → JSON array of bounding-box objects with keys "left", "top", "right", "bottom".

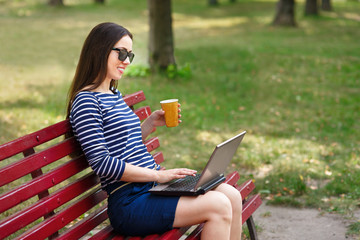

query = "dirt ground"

[{"left": 252, "top": 201, "right": 360, "bottom": 240}]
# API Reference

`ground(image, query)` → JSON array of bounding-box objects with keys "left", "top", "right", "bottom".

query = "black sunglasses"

[{"left": 112, "top": 48, "right": 135, "bottom": 63}]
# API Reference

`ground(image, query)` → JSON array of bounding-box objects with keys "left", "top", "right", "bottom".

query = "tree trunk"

[
  {"left": 148, "top": 0, "right": 175, "bottom": 70},
  {"left": 95, "top": 0, "right": 105, "bottom": 3},
  {"left": 273, "top": 0, "right": 296, "bottom": 26},
  {"left": 48, "top": 0, "right": 63, "bottom": 6},
  {"left": 208, "top": 0, "right": 219, "bottom": 6},
  {"left": 321, "top": 0, "right": 332, "bottom": 11},
  {"left": 305, "top": 0, "right": 318, "bottom": 15}
]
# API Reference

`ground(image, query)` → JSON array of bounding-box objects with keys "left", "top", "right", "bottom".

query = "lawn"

[{"left": 0, "top": 0, "right": 359, "bottom": 236}]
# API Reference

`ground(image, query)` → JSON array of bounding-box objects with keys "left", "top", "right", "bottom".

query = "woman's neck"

[{"left": 90, "top": 80, "right": 114, "bottom": 94}]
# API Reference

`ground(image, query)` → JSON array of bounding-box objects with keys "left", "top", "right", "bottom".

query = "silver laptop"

[{"left": 149, "top": 131, "right": 246, "bottom": 196}]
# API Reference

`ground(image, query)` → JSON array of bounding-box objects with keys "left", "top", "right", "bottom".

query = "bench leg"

[{"left": 246, "top": 216, "right": 258, "bottom": 240}]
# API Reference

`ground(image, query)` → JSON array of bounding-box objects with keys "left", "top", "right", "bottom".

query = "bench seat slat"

[
  {"left": 155, "top": 227, "right": 191, "bottom": 240},
  {"left": 184, "top": 223, "right": 204, "bottom": 240},
  {"left": 0, "top": 120, "right": 71, "bottom": 161},
  {"left": 0, "top": 172, "right": 99, "bottom": 239},
  {"left": 16, "top": 188, "right": 107, "bottom": 240},
  {"left": 112, "top": 236, "right": 126, "bottom": 240},
  {"left": 89, "top": 225, "right": 114, "bottom": 240},
  {"left": 0, "top": 156, "right": 88, "bottom": 213},
  {"left": 0, "top": 137, "right": 80, "bottom": 187}
]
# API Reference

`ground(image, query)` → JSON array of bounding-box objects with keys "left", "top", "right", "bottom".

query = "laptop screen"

[{"left": 194, "top": 131, "right": 246, "bottom": 190}]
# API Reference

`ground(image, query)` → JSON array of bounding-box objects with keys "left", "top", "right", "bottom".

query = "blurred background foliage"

[{"left": 0, "top": 0, "right": 359, "bottom": 236}]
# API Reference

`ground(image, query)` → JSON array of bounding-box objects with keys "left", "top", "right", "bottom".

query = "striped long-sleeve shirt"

[{"left": 70, "top": 90, "right": 157, "bottom": 190}]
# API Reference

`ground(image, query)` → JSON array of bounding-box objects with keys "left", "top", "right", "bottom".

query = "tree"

[
  {"left": 48, "top": 0, "right": 63, "bottom": 6},
  {"left": 273, "top": 0, "right": 296, "bottom": 26},
  {"left": 305, "top": 0, "right": 318, "bottom": 15},
  {"left": 148, "top": 0, "right": 175, "bottom": 71},
  {"left": 321, "top": 0, "right": 332, "bottom": 11},
  {"left": 208, "top": 0, "right": 219, "bottom": 6},
  {"left": 94, "top": 0, "right": 105, "bottom": 3},
  {"left": 208, "top": 0, "right": 236, "bottom": 5}
]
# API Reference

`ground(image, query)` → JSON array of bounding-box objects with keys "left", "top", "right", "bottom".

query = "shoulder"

[
  {"left": 72, "top": 91, "right": 99, "bottom": 106},
  {"left": 71, "top": 91, "right": 101, "bottom": 115}
]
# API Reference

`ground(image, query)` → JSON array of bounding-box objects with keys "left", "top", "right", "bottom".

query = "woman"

[{"left": 66, "top": 22, "right": 242, "bottom": 240}]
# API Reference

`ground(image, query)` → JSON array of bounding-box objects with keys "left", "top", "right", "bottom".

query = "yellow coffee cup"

[{"left": 160, "top": 99, "right": 179, "bottom": 127}]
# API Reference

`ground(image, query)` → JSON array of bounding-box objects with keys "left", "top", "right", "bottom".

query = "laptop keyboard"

[{"left": 163, "top": 174, "right": 201, "bottom": 192}]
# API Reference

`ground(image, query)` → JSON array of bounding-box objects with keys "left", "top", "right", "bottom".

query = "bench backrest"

[{"left": 0, "top": 91, "right": 163, "bottom": 240}]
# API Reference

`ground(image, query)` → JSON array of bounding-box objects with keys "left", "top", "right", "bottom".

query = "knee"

[
  {"left": 208, "top": 192, "right": 233, "bottom": 224},
  {"left": 229, "top": 187, "right": 242, "bottom": 212}
]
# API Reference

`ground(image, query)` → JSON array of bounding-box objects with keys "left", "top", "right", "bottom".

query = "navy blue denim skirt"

[{"left": 107, "top": 182, "right": 180, "bottom": 236}]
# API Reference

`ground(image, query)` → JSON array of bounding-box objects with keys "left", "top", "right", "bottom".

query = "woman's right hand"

[{"left": 156, "top": 168, "right": 197, "bottom": 183}]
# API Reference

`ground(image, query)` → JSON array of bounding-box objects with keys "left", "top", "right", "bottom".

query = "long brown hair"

[{"left": 66, "top": 22, "right": 133, "bottom": 119}]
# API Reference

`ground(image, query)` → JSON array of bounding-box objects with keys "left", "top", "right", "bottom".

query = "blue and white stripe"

[{"left": 70, "top": 90, "right": 157, "bottom": 189}]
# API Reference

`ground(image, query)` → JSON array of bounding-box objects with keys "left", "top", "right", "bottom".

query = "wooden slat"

[
  {"left": 236, "top": 179, "right": 255, "bottom": 200},
  {"left": 152, "top": 152, "right": 164, "bottom": 165},
  {"left": 134, "top": 106, "right": 152, "bottom": 121},
  {"left": 0, "top": 120, "right": 70, "bottom": 161},
  {"left": 184, "top": 223, "right": 204, "bottom": 240},
  {"left": 0, "top": 90, "right": 145, "bottom": 161},
  {"left": 225, "top": 171, "right": 240, "bottom": 186},
  {"left": 89, "top": 225, "right": 114, "bottom": 240},
  {"left": 111, "top": 235, "right": 126, "bottom": 240},
  {"left": 0, "top": 156, "right": 88, "bottom": 213},
  {"left": 144, "top": 137, "right": 160, "bottom": 152},
  {"left": 57, "top": 205, "right": 108, "bottom": 240},
  {"left": 143, "top": 235, "right": 160, "bottom": 240},
  {"left": 156, "top": 227, "right": 190, "bottom": 240},
  {"left": 241, "top": 194, "right": 262, "bottom": 224},
  {"left": 0, "top": 172, "right": 99, "bottom": 239},
  {"left": 123, "top": 91, "right": 146, "bottom": 107},
  {"left": 15, "top": 188, "right": 107, "bottom": 240},
  {"left": 124, "top": 227, "right": 190, "bottom": 240},
  {"left": 127, "top": 237, "right": 142, "bottom": 240},
  {"left": 0, "top": 137, "right": 80, "bottom": 187}
]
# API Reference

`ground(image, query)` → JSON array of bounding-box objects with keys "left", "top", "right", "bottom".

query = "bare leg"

[
  {"left": 214, "top": 183, "right": 243, "bottom": 240},
  {"left": 173, "top": 191, "right": 232, "bottom": 240}
]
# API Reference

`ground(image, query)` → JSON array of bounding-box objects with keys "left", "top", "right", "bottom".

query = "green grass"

[{"left": 0, "top": 0, "right": 359, "bottom": 236}]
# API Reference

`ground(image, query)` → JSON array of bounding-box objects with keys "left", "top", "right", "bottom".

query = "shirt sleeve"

[{"left": 70, "top": 93, "right": 126, "bottom": 181}]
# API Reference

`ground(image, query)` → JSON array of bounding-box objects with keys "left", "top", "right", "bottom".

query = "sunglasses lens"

[
  {"left": 118, "top": 49, "right": 128, "bottom": 61},
  {"left": 117, "top": 49, "right": 134, "bottom": 63},
  {"left": 128, "top": 53, "right": 135, "bottom": 63}
]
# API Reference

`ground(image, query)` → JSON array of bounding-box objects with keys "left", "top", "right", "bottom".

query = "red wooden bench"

[{"left": 0, "top": 90, "right": 262, "bottom": 240}]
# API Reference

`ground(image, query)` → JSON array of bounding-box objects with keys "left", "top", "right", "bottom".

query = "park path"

[{"left": 252, "top": 201, "right": 360, "bottom": 240}]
